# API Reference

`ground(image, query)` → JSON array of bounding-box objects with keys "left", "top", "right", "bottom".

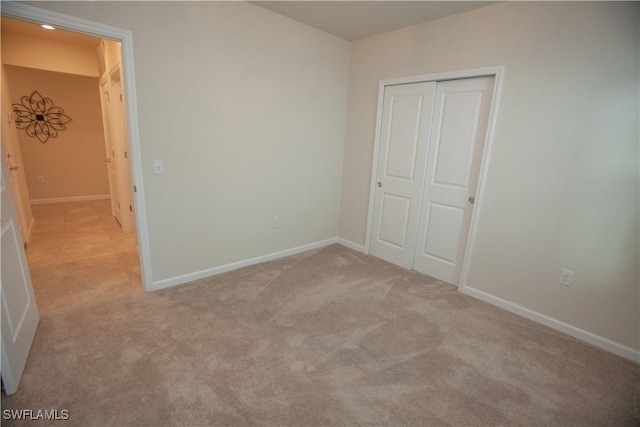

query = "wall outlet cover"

[{"left": 558, "top": 269, "right": 574, "bottom": 286}]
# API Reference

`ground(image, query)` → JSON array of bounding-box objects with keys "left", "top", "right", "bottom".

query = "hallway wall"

[{"left": 5, "top": 65, "right": 109, "bottom": 201}]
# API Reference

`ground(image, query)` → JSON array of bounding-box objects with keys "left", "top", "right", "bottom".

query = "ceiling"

[
  {"left": 251, "top": 1, "right": 497, "bottom": 41},
  {"left": 1, "top": 16, "right": 101, "bottom": 48},
  {"left": 1, "top": 2, "right": 497, "bottom": 46}
]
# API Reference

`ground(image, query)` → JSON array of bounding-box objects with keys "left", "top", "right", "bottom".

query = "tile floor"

[{"left": 25, "top": 200, "right": 142, "bottom": 315}]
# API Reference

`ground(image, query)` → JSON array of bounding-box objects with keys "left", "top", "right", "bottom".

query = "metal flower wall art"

[{"left": 12, "top": 91, "right": 72, "bottom": 144}]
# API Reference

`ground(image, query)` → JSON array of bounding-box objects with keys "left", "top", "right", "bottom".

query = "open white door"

[
  {"left": 109, "top": 65, "right": 135, "bottom": 233},
  {"left": 1, "top": 146, "right": 39, "bottom": 395},
  {"left": 369, "top": 82, "right": 436, "bottom": 268},
  {"left": 98, "top": 62, "right": 134, "bottom": 233}
]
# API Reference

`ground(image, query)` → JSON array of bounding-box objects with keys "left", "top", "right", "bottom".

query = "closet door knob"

[
  {"left": 377, "top": 181, "right": 382, "bottom": 188},
  {"left": 468, "top": 197, "right": 475, "bottom": 204}
]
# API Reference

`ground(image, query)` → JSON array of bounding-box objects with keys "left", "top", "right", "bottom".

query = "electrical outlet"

[
  {"left": 558, "top": 269, "right": 574, "bottom": 287},
  {"left": 37, "top": 176, "right": 45, "bottom": 184},
  {"left": 272, "top": 216, "right": 280, "bottom": 228}
]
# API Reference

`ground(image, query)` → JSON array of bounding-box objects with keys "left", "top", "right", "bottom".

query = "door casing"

[
  {"left": 1, "top": 2, "right": 154, "bottom": 291},
  {"left": 365, "top": 66, "right": 505, "bottom": 289}
]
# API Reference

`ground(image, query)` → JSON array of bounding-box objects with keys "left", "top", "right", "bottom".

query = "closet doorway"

[{"left": 366, "top": 67, "right": 503, "bottom": 287}]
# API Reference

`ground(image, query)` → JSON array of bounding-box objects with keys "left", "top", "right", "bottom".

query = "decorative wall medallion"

[{"left": 12, "top": 91, "right": 72, "bottom": 143}]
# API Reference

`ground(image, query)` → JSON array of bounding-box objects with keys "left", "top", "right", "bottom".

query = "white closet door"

[
  {"left": 369, "top": 82, "right": 436, "bottom": 268},
  {"left": 413, "top": 76, "right": 494, "bottom": 285}
]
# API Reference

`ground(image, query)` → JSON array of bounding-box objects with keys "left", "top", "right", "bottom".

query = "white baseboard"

[
  {"left": 150, "top": 235, "right": 638, "bottom": 362},
  {"left": 460, "top": 284, "right": 640, "bottom": 363},
  {"left": 336, "top": 237, "right": 366, "bottom": 253},
  {"left": 151, "top": 238, "right": 339, "bottom": 291},
  {"left": 26, "top": 216, "right": 35, "bottom": 244},
  {"left": 30, "top": 194, "right": 111, "bottom": 205}
]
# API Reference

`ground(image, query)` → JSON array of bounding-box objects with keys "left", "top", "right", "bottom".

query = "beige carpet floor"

[{"left": 2, "top": 201, "right": 639, "bottom": 426}]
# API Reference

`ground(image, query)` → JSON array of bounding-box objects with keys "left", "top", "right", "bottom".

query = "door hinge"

[
  {"left": 129, "top": 205, "right": 133, "bottom": 212},
  {"left": 120, "top": 94, "right": 123, "bottom": 102},
  {"left": 133, "top": 185, "right": 137, "bottom": 193},
  {"left": 124, "top": 151, "right": 128, "bottom": 159}
]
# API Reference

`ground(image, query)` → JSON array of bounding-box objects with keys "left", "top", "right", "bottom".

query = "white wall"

[
  {"left": 24, "top": 1, "right": 351, "bottom": 282},
  {"left": 339, "top": 2, "right": 639, "bottom": 351},
  {"left": 1, "top": 31, "right": 98, "bottom": 77}
]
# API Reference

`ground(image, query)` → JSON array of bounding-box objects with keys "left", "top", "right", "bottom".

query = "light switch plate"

[{"left": 153, "top": 159, "right": 165, "bottom": 175}]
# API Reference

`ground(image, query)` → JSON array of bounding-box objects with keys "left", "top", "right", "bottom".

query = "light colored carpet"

[{"left": 2, "top": 204, "right": 638, "bottom": 425}]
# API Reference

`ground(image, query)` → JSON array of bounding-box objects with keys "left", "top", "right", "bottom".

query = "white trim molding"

[
  {"left": 30, "top": 194, "right": 110, "bottom": 205},
  {"left": 153, "top": 238, "right": 369, "bottom": 292},
  {"left": 2, "top": 2, "right": 154, "bottom": 291},
  {"left": 336, "top": 237, "right": 366, "bottom": 253},
  {"left": 151, "top": 238, "right": 340, "bottom": 292},
  {"left": 460, "top": 285, "right": 640, "bottom": 363}
]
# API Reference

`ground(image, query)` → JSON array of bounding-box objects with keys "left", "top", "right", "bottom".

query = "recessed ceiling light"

[{"left": 41, "top": 24, "right": 55, "bottom": 30}]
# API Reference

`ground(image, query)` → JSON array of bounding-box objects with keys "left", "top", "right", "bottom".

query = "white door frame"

[
  {"left": 365, "top": 66, "right": 505, "bottom": 289},
  {"left": 2, "top": 3, "right": 154, "bottom": 291}
]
